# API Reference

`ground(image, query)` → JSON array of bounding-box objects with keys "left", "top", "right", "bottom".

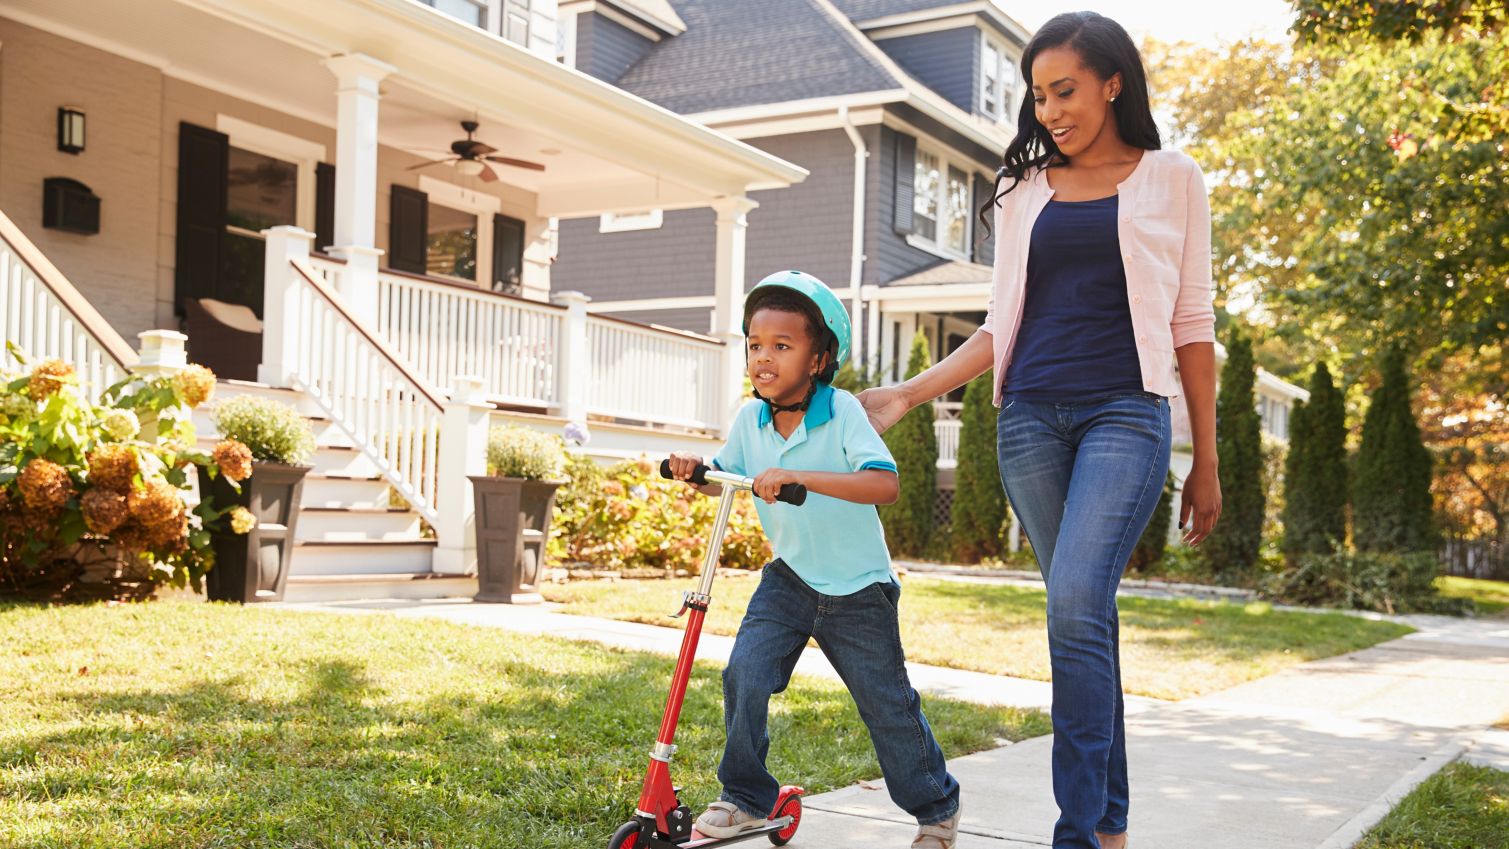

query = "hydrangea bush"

[
  {"left": 548, "top": 453, "right": 770, "bottom": 574},
  {"left": 0, "top": 346, "right": 251, "bottom": 601}
]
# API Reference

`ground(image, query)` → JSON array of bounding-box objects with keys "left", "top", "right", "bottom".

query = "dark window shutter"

[
  {"left": 174, "top": 122, "right": 228, "bottom": 314},
  {"left": 492, "top": 213, "right": 525, "bottom": 294},
  {"left": 893, "top": 131, "right": 916, "bottom": 235},
  {"left": 972, "top": 172, "right": 996, "bottom": 264},
  {"left": 388, "top": 185, "right": 428, "bottom": 274},
  {"left": 314, "top": 162, "right": 335, "bottom": 253}
]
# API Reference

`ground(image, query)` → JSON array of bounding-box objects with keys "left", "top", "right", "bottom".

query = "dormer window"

[
  {"left": 981, "top": 35, "right": 1020, "bottom": 123},
  {"left": 417, "top": 0, "right": 533, "bottom": 47}
]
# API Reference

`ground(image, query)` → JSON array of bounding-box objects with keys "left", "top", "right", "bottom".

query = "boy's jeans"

[
  {"left": 718, "top": 559, "right": 960, "bottom": 826},
  {"left": 997, "top": 392, "right": 1171, "bottom": 849}
]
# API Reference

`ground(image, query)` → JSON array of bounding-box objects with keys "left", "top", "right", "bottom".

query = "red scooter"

[{"left": 606, "top": 461, "right": 809, "bottom": 849}]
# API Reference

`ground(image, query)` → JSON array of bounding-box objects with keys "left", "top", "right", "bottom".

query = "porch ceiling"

[{"left": 1, "top": 0, "right": 807, "bottom": 217}]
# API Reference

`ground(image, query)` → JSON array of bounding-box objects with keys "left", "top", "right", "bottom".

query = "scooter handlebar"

[{"left": 659, "top": 459, "right": 807, "bottom": 506}]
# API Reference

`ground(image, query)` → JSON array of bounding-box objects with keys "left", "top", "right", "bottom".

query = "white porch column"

[
  {"left": 711, "top": 196, "right": 757, "bottom": 433},
  {"left": 433, "top": 375, "right": 491, "bottom": 575},
  {"left": 552, "top": 290, "right": 592, "bottom": 425},
  {"left": 258, "top": 226, "right": 315, "bottom": 387},
  {"left": 323, "top": 53, "right": 394, "bottom": 325},
  {"left": 866, "top": 291, "right": 882, "bottom": 378}
]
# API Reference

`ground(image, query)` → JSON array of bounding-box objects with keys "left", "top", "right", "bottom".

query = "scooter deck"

[{"left": 644, "top": 815, "right": 795, "bottom": 849}]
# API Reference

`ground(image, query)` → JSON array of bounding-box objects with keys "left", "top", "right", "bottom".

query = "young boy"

[{"left": 667, "top": 270, "right": 962, "bottom": 849}]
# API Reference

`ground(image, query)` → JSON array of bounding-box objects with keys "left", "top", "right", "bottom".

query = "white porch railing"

[
  {"left": 587, "top": 315, "right": 722, "bottom": 430},
  {"left": 265, "top": 239, "right": 445, "bottom": 526},
  {"left": 0, "top": 209, "right": 137, "bottom": 393},
  {"left": 935, "top": 418, "right": 961, "bottom": 469},
  {"left": 358, "top": 264, "right": 564, "bottom": 408}
]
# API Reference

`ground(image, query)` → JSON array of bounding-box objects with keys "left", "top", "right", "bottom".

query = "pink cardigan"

[{"left": 982, "top": 149, "right": 1217, "bottom": 405}]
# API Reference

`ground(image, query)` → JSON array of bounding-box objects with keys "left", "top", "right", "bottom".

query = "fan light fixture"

[{"left": 455, "top": 158, "right": 485, "bottom": 177}]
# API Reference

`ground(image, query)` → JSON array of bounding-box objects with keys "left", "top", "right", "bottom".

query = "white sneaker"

[
  {"left": 694, "top": 800, "right": 770, "bottom": 839},
  {"left": 912, "top": 805, "right": 961, "bottom": 849}
]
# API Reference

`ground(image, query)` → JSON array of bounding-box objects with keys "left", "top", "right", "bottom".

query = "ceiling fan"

[{"left": 406, "top": 120, "right": 546, "bottom": 182}]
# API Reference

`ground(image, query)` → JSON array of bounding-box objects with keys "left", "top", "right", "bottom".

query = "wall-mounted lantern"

[{"left": 57, "top": 107, "right": 85, "bottom": 154}]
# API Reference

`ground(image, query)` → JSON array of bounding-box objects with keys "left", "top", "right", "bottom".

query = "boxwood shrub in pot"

[{"left": 470, "top": 425, "right": 566, "bottom": 603}]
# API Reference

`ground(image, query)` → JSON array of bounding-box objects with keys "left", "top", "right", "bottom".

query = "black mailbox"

[{"left": 42, "top": 177, "right": 100, "bottom": 235}]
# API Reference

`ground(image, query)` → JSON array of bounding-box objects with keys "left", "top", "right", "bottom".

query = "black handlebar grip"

[
  {"left": 659, "top": 459, "right": 709, "bottom": 485},
  {"left": 777, "top": 483, "right": 808, "bottom": 506}
]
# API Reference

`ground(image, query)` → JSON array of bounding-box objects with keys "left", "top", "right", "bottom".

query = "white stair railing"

[
  {"left": 262, "top": 228, "right": 444, "bottom": 526},
  {"left": 0, "top": 209, "right": 136, "bottom": 393},
  {"left": 935, "top": 418, "right": 961, "bottom": 469}
]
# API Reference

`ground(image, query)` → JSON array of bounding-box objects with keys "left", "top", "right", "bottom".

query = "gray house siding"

[
  {"left": 875, "top": 28, "right": 978, "bottom": 113},
  {"left": 553, "top": 128, "right": 861, "bottom": 332},
  {"left": 554, "top": 207, "right": 716, "bottom": 316},
  {"left": 599, "top": 306, "right": 712, "bottom": 330},
  {"left": 575, "top": 12, "right": 656, "bottom": 83}
]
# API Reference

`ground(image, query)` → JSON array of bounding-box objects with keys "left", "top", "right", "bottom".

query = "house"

[
  {"left": 0, "top": 0, "right": 806, "bottom": 600},
  {"left": 550, "top": 0, "right": 1309, "bottom": 537}
]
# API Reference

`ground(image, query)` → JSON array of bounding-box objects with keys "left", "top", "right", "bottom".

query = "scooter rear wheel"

[
  {"left": 607, "top": 820, "right": 639, "bottom": 849},
  {"left": 770, "top": 795, "right": 802, "bottom": 846}
]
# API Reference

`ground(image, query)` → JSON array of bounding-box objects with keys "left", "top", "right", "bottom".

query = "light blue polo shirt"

[{"left": 712, "top": 383, "right": 897, "bottom": 596}]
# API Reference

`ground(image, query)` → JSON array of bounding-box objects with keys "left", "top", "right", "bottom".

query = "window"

[
  {"left": 504, "top": 0, "right": 531, "bottom": 45},
  {"left": 226, "top": 147, "right": 296, "bottom": 234},
  {"left": 980, "top": 35, "right": 1020, "bottom": 123},
  {"left": 910, "top": 145, "right": 973, "bottom": 258},
  {"left": 427, "top": 202, "right": 479, "bottom": 281},
  {"left": 420, "top": 0, "right": 487, "bottom": 28},
  {"left": 599, "top": 209, "right": 663, "bottom": 233},
  {"left": 913, "top": 150, "right": 940, "bottom": 241}
]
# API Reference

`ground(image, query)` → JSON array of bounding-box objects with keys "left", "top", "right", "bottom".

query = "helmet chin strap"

[{"left": 753, "top": 375, "right": 819, "bottom": 414}]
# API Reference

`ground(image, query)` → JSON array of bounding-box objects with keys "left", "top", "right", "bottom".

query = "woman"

[{"left": 858, "top": 12, "right": 1222, "bottom": 849}]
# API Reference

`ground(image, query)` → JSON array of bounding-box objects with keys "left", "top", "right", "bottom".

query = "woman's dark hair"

[
  {"left": 744, "top": 289, "right": 837, "bottom": 381},
  {"left": 977, "top": 11, "right": 1161, "bottom": 237}
]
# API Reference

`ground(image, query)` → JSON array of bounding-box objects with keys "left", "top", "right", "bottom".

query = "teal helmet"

[{"left": 742, "top": 270, "right": 851, "bottom": 382}]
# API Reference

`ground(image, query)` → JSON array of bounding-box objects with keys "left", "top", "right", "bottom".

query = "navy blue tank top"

[{"left": 1002, "top": 195, "right": 1144, "bottom": 401}]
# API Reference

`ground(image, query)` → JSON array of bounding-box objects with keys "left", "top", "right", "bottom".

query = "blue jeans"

[
  {"left": 718, "top": 559, "right": 960, "bottom": 825},
  {"left": 997, "top": 393, "right": 1171, "bottom": 849}
]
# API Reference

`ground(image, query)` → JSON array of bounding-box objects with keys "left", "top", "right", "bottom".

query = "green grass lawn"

[
  {"left": 1435, "top": 576, "right": 1509, "bottom": 616},
  {"left": 1356, "top": 762, "right": 1509, "bottom": 849},
  {"left": 0, "top": 601, "right": 1046, "bottom": 849},
  {"left": 542, "top": 574, "right": 1415, "bottom": 700}
]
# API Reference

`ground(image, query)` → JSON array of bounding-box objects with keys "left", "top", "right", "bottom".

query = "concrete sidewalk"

[{"left": 286, "top": 600, "right": 1509, "bottom": 848}]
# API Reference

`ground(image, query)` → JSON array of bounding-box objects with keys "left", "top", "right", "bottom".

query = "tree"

[
  {"left": 879, "top": 331, "right": 936, "bottom": 556},
  {"left": 1282, "top": 362, "right": 1350, "bottom": 559},
  {"left": 1127, "top": 472, "right": 1175, "bottom": 573},
  {"left": 1418, "top": 344, "right": 1508, "bottom": 554},
  {"left": 950, "top": 374, "right": 1005, "bottom": 563},
  {"left": 1201, "top": 325, "right": 1266, "bottom": 578},
  {"left": 1354, "top": 348, "right": 1436, "bottom": 552},
  {"left": 1292, "top": 0, "right": 1507, "bottom": 44}
]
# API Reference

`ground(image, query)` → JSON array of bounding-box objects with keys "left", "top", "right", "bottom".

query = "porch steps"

[{"left": 192, "top": 379, "right": 472, "bottom": 603}]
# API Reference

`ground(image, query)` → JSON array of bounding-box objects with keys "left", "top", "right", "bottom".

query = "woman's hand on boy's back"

[{"left": 856, "top": 386, "right": 910, "bottom": 435}]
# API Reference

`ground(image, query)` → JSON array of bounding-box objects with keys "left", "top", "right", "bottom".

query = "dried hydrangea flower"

[
  {"left": 127, "top": 479, "right": 181, "bottom": 529},
  {"left": 88, "top": 444, "right": 140, "bottom": 494},
  {"left": 212, "top": 440, "right": 254, "bottom": 482},
  {"left": 81, "top": 488, "right": 129, "bottom": 535},
  {"left": 17, "top": 458, "right": 74, "bottom": 514},
  {"left": 229, "top": 506, "right": 257, "bottom": 535},
  {"left": 27, "top": 360, "right": 75, "bottom": 401},
  {"left": 173, "top": 364, "right": 216, "bottom": 408}
]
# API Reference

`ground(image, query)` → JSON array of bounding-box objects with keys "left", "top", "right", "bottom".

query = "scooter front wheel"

[
  {"left": 607, "top": 820, "right": 640, "bottom": 849},
  {"left": 770, "top": 794, "right": 802, "bottom": 846}
]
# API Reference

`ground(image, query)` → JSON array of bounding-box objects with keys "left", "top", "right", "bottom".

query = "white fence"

[
  {"left": 0, "top": 210, "right": 135, "bottom": 394},
  {"left": 587, "top": 316, "right": 723, "bottom": 430},
  {"left": 935, "top": 418, "right": 961, "bottom": 469}
]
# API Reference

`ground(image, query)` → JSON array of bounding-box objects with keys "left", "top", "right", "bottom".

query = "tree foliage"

[
  {"left": 950, "top": 373, "right": 1005, "bottom": 563},
  {"left": 1354, "top": 348, "right": 1436, "bottom": 553},
  {"left": 1282, "top": 363, "right": 1350, "bottom": 559},
  {"left": 1201, "top": 325, "right": 1266, "bottom": 578},
  {"left": 879, "top": 331, "right": 937, "bottom": 556}
]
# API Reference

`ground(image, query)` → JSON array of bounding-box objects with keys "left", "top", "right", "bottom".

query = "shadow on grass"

[{"left": 0, "top": 608, "right": 1035, "bottom": 849}]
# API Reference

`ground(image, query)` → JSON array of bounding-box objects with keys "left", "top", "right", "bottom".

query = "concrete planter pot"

[
  {"left": 468, "top": 475, "right": 562, "bottom": 604},
  {"left": 198, "top": 462, "right": 311, "bottom": 603}
]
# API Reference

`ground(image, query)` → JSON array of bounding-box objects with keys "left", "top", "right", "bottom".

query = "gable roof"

[{"left": 614, "top": 0, "right": 899, "bottom": 114}]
